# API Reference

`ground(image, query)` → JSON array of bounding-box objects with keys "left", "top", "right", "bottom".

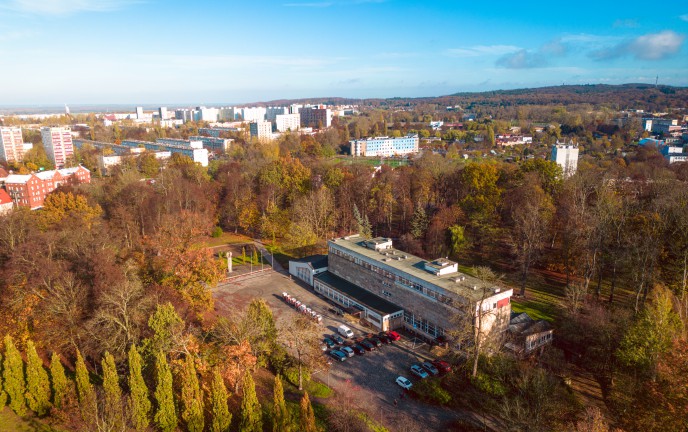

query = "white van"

[{"left": 338, "top": 325, "right": 354, "bottom": 339}]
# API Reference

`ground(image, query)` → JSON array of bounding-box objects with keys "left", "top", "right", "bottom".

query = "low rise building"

[
  {"left": 350, "top": 134, "right": 419, "bottom": 157},
  {"left": 289, "top": 255, "right": 328, "bottom": 286},
  {"left": 189, "top": 136, "right": 233, "bottom": 153},
  {"left": 504, "top": 312, "right": 553, "bottom": 357},
  {"left": 122, "top": 139, "right": 208, "bottom": 167},
  {"left": 4, "top": 166, "right": 90, "bottom": 209}
]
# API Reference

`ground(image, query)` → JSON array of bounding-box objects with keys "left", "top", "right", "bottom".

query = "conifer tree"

[
  {"left": 180, "top": 355, "right": 204, "bottom": 432},
  {"left": 74, "top": 349, "right": 96, "bottom": 423},
  {"left": 3, "top": 335, "right": 26, "bottom": 415},
  {"left": 300, "top": 391, "right": 317, "bottom": 432},
  {"left": 154, "top": 351, "right": 177, "bottom": 432},
  {"left": 127, "top": 345, "right": 151, "bottom": 431},
  {"left": 239, "top": 370, "right": 263, "bottom": 432},
  {"left": 0, "top": 353, "right": 7, "bottom": 409},
  {"left": 25, "top": 340, "right": 51, "bottom": 416},
  {"left": 49, "top": 352, "right": 68, "bottom": 410},
  {"left": 210, "top": 368, "right": 231, "bottom": 432},
  {"left": 272, "top": 374, "right": 290, "bottom": 432},
  {"left": 102, "top": 352, "right": 124, "bottom": 431}
]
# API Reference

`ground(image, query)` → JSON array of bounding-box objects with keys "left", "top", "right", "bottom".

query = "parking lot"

[{"left": 213, "top": 271, "right": 486, "bottom": 431}]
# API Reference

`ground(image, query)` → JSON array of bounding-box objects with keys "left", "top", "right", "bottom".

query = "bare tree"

[{"left": 279, "top": 315, "right": 326, "bottom": 391}]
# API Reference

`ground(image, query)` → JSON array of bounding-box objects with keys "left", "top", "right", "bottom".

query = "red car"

[
  {"left": 387, "top": 331, "right": 401, "bottom": 341},
  {"left": 431, "top": 360, "right": 452, "bottom": 374}
]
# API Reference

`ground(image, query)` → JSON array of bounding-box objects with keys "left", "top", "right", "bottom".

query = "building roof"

[
  {"left": 329, "top": 235, "right": 506, "bottom": 302},
  {"left": 0, "top": 167, "right": 9, "bottom": 179},
  {"left": 314, "top": 271, "right": 402, "bottom": 315},
  {"left": 0, "top": 188, "right": 12, "bottom": 205},
  {"left": 5, "top": 174, "right": 32, "bottom": 184},
  {"left": 294, "top": 254, "right": 328, "bottom": 269}
]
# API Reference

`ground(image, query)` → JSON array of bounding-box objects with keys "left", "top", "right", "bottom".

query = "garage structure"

[{"left": 288, "top": 255, "right": 328, "bottom": 286}]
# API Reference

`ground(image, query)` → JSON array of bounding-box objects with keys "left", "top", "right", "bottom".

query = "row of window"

[{"left": 403, "top": 311, "right": 444, "bottom": 338}]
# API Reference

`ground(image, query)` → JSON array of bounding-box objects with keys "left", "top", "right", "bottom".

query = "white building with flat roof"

[
  {"left": 41, "top": 126, "right": 74, "bottom": 169},
  {"left": 0, "top": 127, "right": 26, "bottom": 163},
  {"left": 275, "top": 114, "right": 301, "bottom": 132},
  {"left": 350, "top": 134, "right": 419, "bottom": 157},
  {"left": 250, "top": 121, "right": 273, "bottom": 140},
  {"left": 551, "top": 141, "right": 579, "bottom": 177}
]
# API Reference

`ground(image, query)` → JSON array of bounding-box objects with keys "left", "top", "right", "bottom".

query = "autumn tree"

[
  {"left": 239, "top": 370, "right": 263, "bottom": 432},
  {"left": 214, "top": 299, "right": 277, "bottom": 367},
  {"left": 210, "top": 368, "right": 231, "bottom": 432},
  {"left": 300, "top": 391, "right": 317, "bottom": 432},
  {"left": 154, "top": 351, "right": 177, "bottom": 432},
  {"left": 37, "top": 191, "right": 103, "bottom": 229},
  {"left": 179, "top": 355, "right": 204, "bottom": 432},
  {"left": 3, "top": 335, "right": 26, "bottom": 415},
  {"left": 127, "top": 344, "right": 151, "bottom": 431},
  {"left": 25, "top": 340, "right": 51, "bottom": 416},
  {"left": 279, "top": 316, "right": 325, "bottom": 390},
  {"left": 102, "top": 351, "right": 124, "bottom": 431},
  {"left": 49, "top": 352, "right": 68, "bottom": 409}
]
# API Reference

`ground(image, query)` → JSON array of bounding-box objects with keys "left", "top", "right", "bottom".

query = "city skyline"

[{"left": 0, "top": 0, "right": 686, "bottom": 104}]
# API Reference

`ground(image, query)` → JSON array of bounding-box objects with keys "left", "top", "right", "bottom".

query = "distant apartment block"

[
  {"left": 275, "top": 114, "right": 301, "bottom": 132},
  {"left": 136, "top": 106, "right": 144, "bottom": 119},
  {"left": 496, "top": 135, "right": 533, "bottom": 146},
  {"left": 41, "top": 126, "right": 74, "bottom": 169},
  {"left": 250, "top": 121, "right": 273, "bottom": 140},
  {"left": 189, "top": 136, "right": 233, "bottom": 153},
  {"left": 350, "top": 134, "right": 419, "bottom": 157},
  {"left": 158, "top": 107, "right": 169, "bottom": 120},
  {"left": 551, "top": 141, "right": 579, "bottom": 177},
  {"left": 300, "top": 106, "right": 332, "bottom": 128},
  {"left": 643, "top": 118, "right": 680, "bottom": 134},
  {"left": 266, "top": 107, "right": 288, "bottom": 122},
  {"left": 241, "top": 107, "right": 268, "bottom": 123},
  {"left": 194, "top": 107, "right": 219, "bottom": 122},
  {"left": 0, "top": 127, "right": 26, "bottom": 163},
  {"left": 122, "top": 139, "right": 209, "bottom": 167},
  {"left": 199, "top": 127, "right": 240, "bottom": 138},
  {"left": 4, "top": 166, "right": 90, "bottom": 209}
]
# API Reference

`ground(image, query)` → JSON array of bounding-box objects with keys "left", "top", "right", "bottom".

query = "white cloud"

[
  {"left": 2, "top": 0, "right": 139, "bottom": 16},
  {"left": 445, "top": 45, "right": 520, "bottom": 57},
  {"left": 591, "top": 30, "right": 685, "bottom": 61}
]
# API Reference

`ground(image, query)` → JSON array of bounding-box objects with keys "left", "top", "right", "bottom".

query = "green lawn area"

[
  {"left": 335, "top": 155, "right": 410, "bottom": 168},
  {"left": 0, "top": 408, "right": 64, "bottom": 432}
]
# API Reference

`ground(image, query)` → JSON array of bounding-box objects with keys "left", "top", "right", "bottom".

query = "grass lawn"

[
  {"left": 0, "top": 408, "right": 64, "bottom": 432},
  {"left": 199, "top": 232, "right": 252, "bottom": 248}
]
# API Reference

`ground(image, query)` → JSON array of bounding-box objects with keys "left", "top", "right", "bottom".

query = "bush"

[
  {"left": 211, "top": 226, "right": 223, "bottom": 238},
  {"left": 284, "top": 366, "right": 310, "bottom": 387},
  {"left": 412, "top": 379, "right": 452, "bottom": 405},
  {"left": 471, "top": 372, "right": 507, "bottom": 397}
]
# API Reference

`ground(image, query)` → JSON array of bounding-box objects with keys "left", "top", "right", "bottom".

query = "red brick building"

[
  {"left": 4, "top": 166, "right": 90, "bottom": 209},
  {"left": 0, "top": 188, "right": 12, "bottom": 215}
]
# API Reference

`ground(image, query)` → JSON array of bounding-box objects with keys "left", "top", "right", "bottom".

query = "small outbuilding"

[{"left": 288, "top": 255, "right": 328, "bottom": 286}]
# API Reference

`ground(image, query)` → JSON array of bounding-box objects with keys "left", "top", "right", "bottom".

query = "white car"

[{"left": 395, "top": 376, "right": 413, "bottom": 390}]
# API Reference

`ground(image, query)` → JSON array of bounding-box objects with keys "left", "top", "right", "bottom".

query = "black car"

[
  {"left": 351, "top": 344, "right": 366, "bottom": 355},
  {"left": 328, "top": 350, "right": 347, "bottom": 362},
  {"left": 367, "top": 337, "right": 382, "bottom": 347},
  {"left": 323, "top": 338, "right": 336, "bottom": 348},
  {"left": 359, "top": 340, "right": 375, "bottom": 351},
  {"left": 331, "top": 334, "right": 345, "bottom": 345},
  {"left": 377, "top": 333, "right": 392, "bottom": 344},
  {"left": 421, "top": 361, "right": 439, "bottom": 376}
]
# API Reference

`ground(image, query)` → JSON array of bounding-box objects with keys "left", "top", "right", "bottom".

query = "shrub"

[
  {"left": 471, "top": 372, "right": 506, "bottom": 397},
  {"left": 284, "top": 367, "right": 310, "bottom": 388},
  {"left": 211, "top": 226, "right": 223, "bottom": 238},
  {"left": 412, "top": 379, "right": 452, "bottom": 405}
]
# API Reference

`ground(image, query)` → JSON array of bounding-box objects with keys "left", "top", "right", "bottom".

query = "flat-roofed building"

[
  {"left": 350, "top": 134, "right": 419, "bottom": 157},
  {"left": 275, "top": 114, "right": 301, "bottom": 132},
  {"left": 41, "top": 126, "right": 74, "bottom": 169},
  {"left": 0, "top": 127, "right": 26, "bottom": 163},
  {"left": 250, "top": 121, "right": 273, "bottom": 140}
]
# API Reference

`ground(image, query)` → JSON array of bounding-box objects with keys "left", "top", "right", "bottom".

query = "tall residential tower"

[{"left": 41, "top": 126, "right": 74, "bottom": 169}]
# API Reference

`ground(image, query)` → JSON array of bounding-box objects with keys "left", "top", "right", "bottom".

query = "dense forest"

[{"left": 1, "top": 87, "right": 688, "bottom": 431}]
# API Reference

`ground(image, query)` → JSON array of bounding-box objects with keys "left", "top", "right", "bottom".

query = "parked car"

[
  {"left": 410, "top": 364, "right": 429, "bottom": 379},
  {"left": 331, "top": 334, "right": 345, "bottom": 345},
  {"left": 366, "top": 337, "right": 382, "bottom": 347},
  {"left": 323, "top": 338, "right": 336, "bottom": 348},
  {"left": 328, "top": 307, "right": 344, "bottom": 316},
  {"left": 329, "top": 350, "right": 347, "bottom": 362},
  {"left": 395, "top": 376, "right": 413, "bottom": 390},
  {"left": 387, "top": 331, "right": 401, "bottom": 341},
  {"left": 431, "top": 360, "right": 452, "bottom": 374},
  {"left": 338, "top": 325, "right": 354, "bottom": 338},
  {"left": 421, "top": 362, "right": 439, "bottom": 376},
  {"left": 359, "top": 340, "right": 375, "bottom": 351},
  {"left": 351, "top": 344, "right": 366, "bottom": 355},
  {"left": 377, "top": 333, "right": 392, "bottom": 344},
  {"left": 340, "top": 346, "right": 355, "bottom": 357}
]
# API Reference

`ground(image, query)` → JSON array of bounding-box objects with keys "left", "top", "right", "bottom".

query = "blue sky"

[{"left": 0, "top": 0, "right": 686, "bottom": 104}]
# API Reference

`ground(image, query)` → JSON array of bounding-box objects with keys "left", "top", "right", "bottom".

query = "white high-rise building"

[
  {"left": 250, "top": 121, "right": 273, "bottom": 140},
  {"left": 241, "top": 107, "right": 267, "bottom": 123},
  {"left": 0, "top": 127, "right": 26, "bottom": 163},
  {"left": 136, "top": 106, "right": 144, "bottom": 119},
  {"left": 275, "top": 114, "right": 301, "bottom": 132},
  {"left": 159, "top": 107, "right": 169, "bottom": 120},
  {"left": 551, "top": 141, "right": 579, "bottom": 178},
  {"left": 41, "top": 126, "right": 74, "bottom": 169}
]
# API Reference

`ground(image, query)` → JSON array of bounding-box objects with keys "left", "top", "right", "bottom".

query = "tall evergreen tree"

[
  {"left": 210, "top": 368, "right": 231, "bottom": 432},
  {"left": 102, "top": 352, "right": 124, "bottom": 431},
  {"left": 25, "top": 340, "right": 51, "bottom": 416},
  {"left": 154, "top": 351, "right": 177, "bottom": 432},
  {"left": 272, "top": 374, "right": 290, "bottom": 432},
  {"left": 180, "top": 355, "right": 204, "bottom": 432},
  {"left": 0, "top": 353, "right": 7, "bottom": 409},
  {"left": 3, "top": 335, "right": 26, "bottom": 415},
  {"left": 410, "top": 204, "right": 429, "bottom": 239},
  {"left": 127, "top": 345, "right": 151, "bottom": 431},
  {"left": 299, "top": 391, "right": 317, "bottom": 432},
  {"left": 239, "top": 371, "right": 263, "bottom": 432},
  {"left": 74, "top": 349, "right": 96, "bottom": 424},
  {"left": 49, "top": 353, "right": 68, "bottom": 410}
]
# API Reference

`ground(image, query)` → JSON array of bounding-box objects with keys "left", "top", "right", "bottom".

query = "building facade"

[
  {"left": 41, "top": 127, "right": 74, "bottom": 169},
  {"left": 4, "top": 166, "right": 90, "bottom": 209},
  {"left": 551, "top": 142, "right": 579, "bottom": 177},
  {"left": 275, "top": 114, "right": 301, "bottom": 132},
  {"left": 350, "top": 134, "right": 419, "bottom": 157},
  {"left": 249, "top": 121, "right": 273, "bottom": 140},
  {"left": 0, "top": 127, "right": 25, "bottom": 163},
  {"left": 189, "top": 136, "right": 233, "bottom": 153},
  {"left": 300, "top": 106, "right": 332, "bottom": 128},
  {"left": 323, "top": 235, "right": 512, "bottom": 341}
]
